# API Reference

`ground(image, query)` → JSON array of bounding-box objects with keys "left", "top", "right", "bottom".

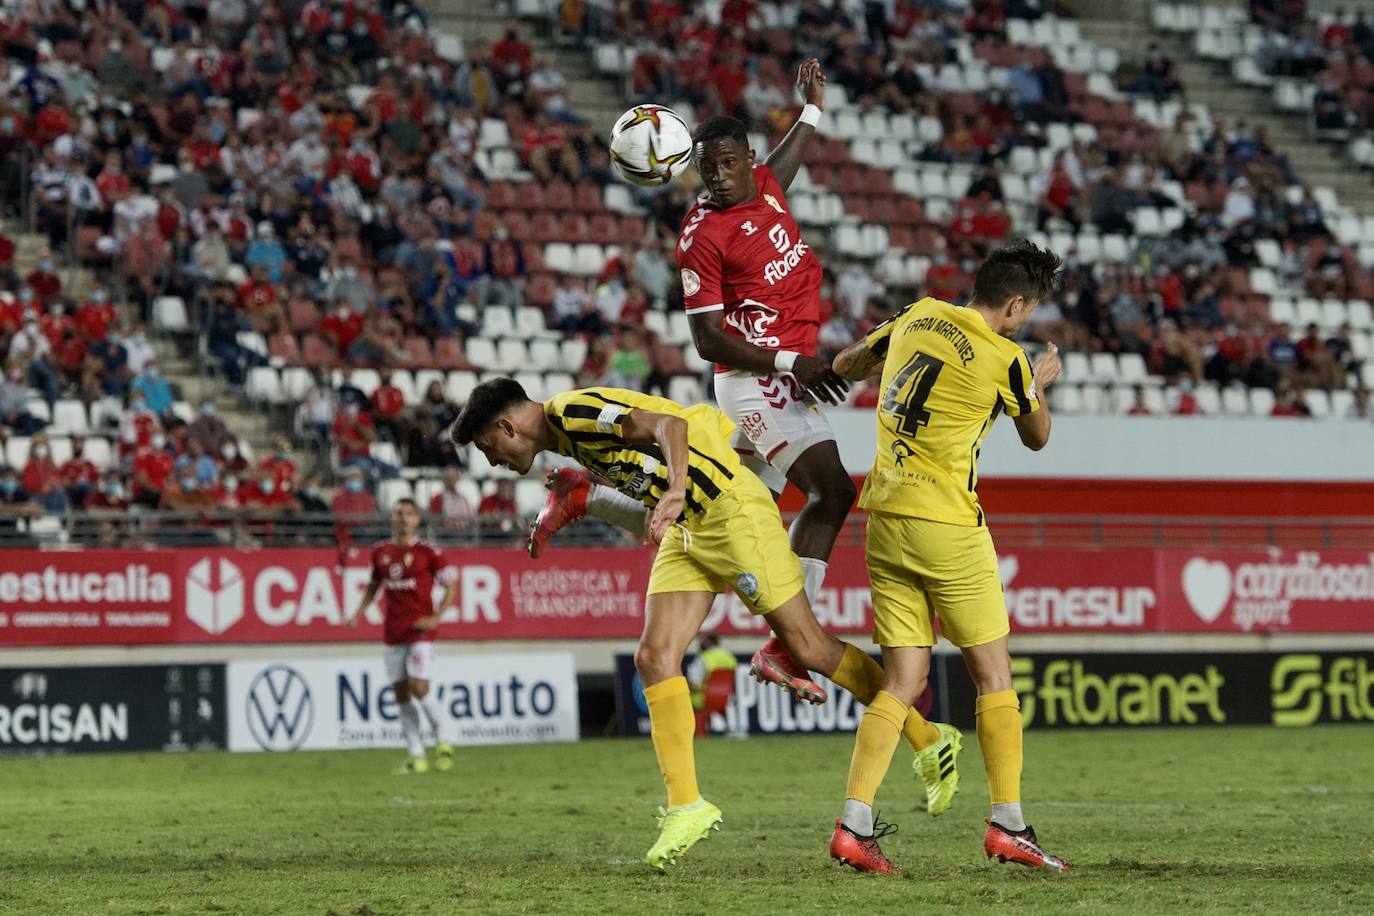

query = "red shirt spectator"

[
  {"left": 647, "top": 0, "right": 685, "bottom": 30},
  {"left": 257, "top": 451, "right": 298, "bottom": 488},
  {"left": 0, "top": 231, "right": 14, "bottom": 268},
  {"left": 26, "top": 266, "right": 61, "bottom": 302},
  {"left": 76, "top": 296, "right": 117, "bottom": 341},
  {"left": 479, "top": 490, "right": 518, "bottom": 515},
  {"left": 237, "top": 276, "right": 280, "bottom": 312},
  {"left": 132, "top": 445, "right": 175, "bottom": 499},
  {"left": 925, "top": 258, "right": 966, "bottom": 302},
  {"left": 332, "top": 405, "right": 375, "bottom": 462},
  {"left": 34, "top": 105, "right": 70, "bottom": 142},
  {"left": 521, "top": 121, "right": 566, "bottom": 164},
  {"left": 96, "top": 166, "right": 131, "bottom": 205},
  {"left": 59, "top": 451, "right": 101, "bottom": 490},
  {"left": 156, "top": 198, "right": 183, "bottom": 240},
  {"left": 22, "top": 451, "right": 61, "bottom": 498},
  {"left": 372, "top": 380, "right": 406, "bottom": 419},
  {"left": 244, "top": 477, "right": 300, "bottom": 511},
  {"left": 492, "top": 30, "right": 533, "bottom": 75},
  {"left": 1156, "top": 272, "right": 1184, "bottom": 313},
  {"left": 84, "top": 485, "right": 130, "bottom": 511},
  {"left": 970, "top": 203, "right": 1010, "bottom": 241},
  {"left": 709, "top": 55, "right": 749, "bottom": 116},
  {"left": 53, "top": 334, "right": 87, "bottom": 374},
  {"left": 720, "top": 0, "right": 754, "bottom": 27},
  {"left": 320, "top": 306, "right": 365, "bottom": 357},
  {"left": 332, "top": 480, "right": 376, "bottom": 515},
  {"left": 40, "top": 309, "right": 75, "bottom": 348}
]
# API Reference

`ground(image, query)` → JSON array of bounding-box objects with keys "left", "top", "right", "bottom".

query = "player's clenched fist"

[
  {"left": 1032, "top": 342, "right": 1062, "bottom": 389},
  {"left": 647, "top": 488, "right": 686, "bottom": 545},
  {"left": 797, "top": 58, "right": 827, "bottom": 109}
]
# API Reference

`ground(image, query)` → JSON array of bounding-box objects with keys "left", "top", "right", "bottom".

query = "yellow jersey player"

[
  {"left": 449, "top": 379, "right": 952, "bottom": 870},
  {"left": 825, "top": 240, "right": 1069, "bottom": 874}
]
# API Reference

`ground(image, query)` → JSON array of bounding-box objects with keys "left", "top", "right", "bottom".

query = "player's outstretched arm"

[
  {"left": 620, "top": 407, "right": 690, "bottom": 545},
  {"left": 832, "top": 338, "right": 886, "bottom": 381},
  {"left": 688, "top": 313, "right": 850, "bottom": 404},
  {"left": 763, "top": 58, "right": 826, "bottom": 192},
  {"left": 1012, "top": 343, "right": 1061, "bottom": 451}
]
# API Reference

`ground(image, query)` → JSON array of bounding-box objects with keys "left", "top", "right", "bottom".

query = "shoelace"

[{"left": 870, "top": 812, "right": 899, "bottom": 842}]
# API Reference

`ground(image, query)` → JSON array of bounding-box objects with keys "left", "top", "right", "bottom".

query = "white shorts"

[
  {"left": 384, "top": 641, "right": 435, "bottom": 683},
  {"left": 713, "top": 369, "right": 837, "bottom": 494}
]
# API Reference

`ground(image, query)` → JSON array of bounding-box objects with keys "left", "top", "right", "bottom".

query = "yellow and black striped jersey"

[
  {"left": 544, "top": 387, "right": 742, "bottom": 523},
  {"left": 857, "top": 297, "right": 1039, "bottom": 526}
]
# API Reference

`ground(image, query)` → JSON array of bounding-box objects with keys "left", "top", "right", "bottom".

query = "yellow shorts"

[
  {"left": 865, "top": 511, "right": 1009, "bottom": 649},
  {"left": 646, "top": 471, "right": 805, "bottom": 615}
]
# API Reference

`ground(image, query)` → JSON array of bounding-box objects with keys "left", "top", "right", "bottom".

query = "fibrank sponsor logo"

[{"left": 1011, "top": 657, "right": 1226, "bottom": 728}]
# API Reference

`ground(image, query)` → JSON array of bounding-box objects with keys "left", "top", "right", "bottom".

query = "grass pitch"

[{"left": 1, "top": 726, "right": 1371, "bottom": 915}]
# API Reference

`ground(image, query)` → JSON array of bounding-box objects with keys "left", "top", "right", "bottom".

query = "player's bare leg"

[
  {"left": 749, "top": 441, "right": 855, "bottom": 701},
  {"left": 392, "top": 679, "right": 429, "bottom": 775},
  {"left": 637, "top": 590, "right": 724, "bottom": 869},
  {"left": 409, "top": 678, "right": 454, "bottom": 771},
  {"left": 962, "top": 637, "right": 1068, "bottom": 871}
]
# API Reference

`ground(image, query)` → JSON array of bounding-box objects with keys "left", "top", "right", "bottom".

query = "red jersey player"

[
  {"left": 345, "top": 499, "right": 459, "bottom": 774},
  {"left": 529, "top": 60, "right": 869, "bottom": 709}
]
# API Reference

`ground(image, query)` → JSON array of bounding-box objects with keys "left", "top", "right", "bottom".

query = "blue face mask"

[
  {"left": 181, "top": 477, "right": 197, "bottom": 491},
  {"left": 201, "top": 403, "right": 215, "bottom": 416},
  {"left": 346, "top": 478, "right": 364, "bottom": 493},
  {"left": 1, "top": 479, "right": 16, "bottom": 495},
  {"left": 105, "top": 481, "right": 121, "bottom": 496}
]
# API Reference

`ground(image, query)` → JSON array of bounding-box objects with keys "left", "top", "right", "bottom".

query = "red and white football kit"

[
  {"left": 369, "top": 538, "right": 457, "bottom": 683},
  {"left": 676, "top": 164, "right": 836, "bottom": 491}
]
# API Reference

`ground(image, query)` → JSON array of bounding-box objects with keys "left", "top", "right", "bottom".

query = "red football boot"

[
  {"left": 748, "top": 635, "right": 828, "bottom": 705},
  {"left": 983, "top": 819, "right": 1070, "bottom": 872},
  {"left": 528, "top": 468, "right": 591, "bottom": 558},
  {"left": 829, "top": 816, "right": 901, "bottom": 875}
]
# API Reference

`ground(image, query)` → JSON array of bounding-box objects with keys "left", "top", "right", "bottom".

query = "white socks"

[
  {"left": 414, "top": 695, "right": 446, "bottom": 744},
  {"left": 991, "top": 802, "right": 1026, "bottom": 832},
  {"left": 399, "top": 700, "right": 425, "bottom": 758},
  {"left": 799, "top": 557, "right": 828, "bottom": 605},
  {"left": 588, "top": 484, "right": 647, "bottom": 534},
  {"left": 842, "top": 798, "right": 874, "bottom": 837}
]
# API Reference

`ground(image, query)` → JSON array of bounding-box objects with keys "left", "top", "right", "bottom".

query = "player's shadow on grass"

[{"left": 1092, "top": 860, "right": 1374, "bottom": 880}]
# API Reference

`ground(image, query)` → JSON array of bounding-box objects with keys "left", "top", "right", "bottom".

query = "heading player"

[
  {"left": 450, "top": 379, "right": 951, "bottom": 870},
  {"left": 345, "top": 499, "right": 459, "bottom": 775},
  {"left": 825, "top": 240, "right": 1069, "bottom": 874},
  {"left": 529, "top": 61, "right": 905, "bottom": 721}
]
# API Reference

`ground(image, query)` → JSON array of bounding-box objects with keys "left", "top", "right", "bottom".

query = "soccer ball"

[{"left": 609, "top": 104, "right": 693, "bottom": 187}]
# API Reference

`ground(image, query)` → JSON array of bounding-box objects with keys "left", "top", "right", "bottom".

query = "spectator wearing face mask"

[
  {"left": 258, "top": 437, "right": 298, "bottom": 489},
  {"left": 84, "top": 472, "right": 129, "bottom": 510},
  {"left": 176, "top": 438, "right": 220, "bottom": 487},
  {"left": 58, "top": 435, "right": 100, "bottom": 507},
  {"left": 22, "top": 434, "right": 66, "bottom": 511},
  {"left": 131, "top": 432, "right": 175, "bottom": 508},
  {"left": 25, "top": 251, "right": 62, "bottom": 304},
  {"left": 0, "top": 360, "right": 45, "bottom": 434},
  {"left": 8, "top": 314, "right": 61, "bottom": 408},
  {"left": 159, "top": 471, "right": 216, "bottom": 513},
  {"left": 0, "top": 466, "right": 43, "bottom": 539},
  {"left": 187, "top": 397, "right": 232, "bottom": 455},
  {"left": 131, "top": 361, "right": 174, "bottom": 418},
  {"left": 332, "top": 466, "right": 377, "bottom": 542},
  {"left": 122, "top": 325, "right": 157, "bottom": 376},
  {"left": 245, "top": 471, "right": 300, "bottom": 512},
  {"left": 119, "top": 391, "right": 163, "bottom": 459}
]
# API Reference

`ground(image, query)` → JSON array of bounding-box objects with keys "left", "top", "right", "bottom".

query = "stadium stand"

[{"left": 0, "top": 0, "right": 1372, "bottom": 548}]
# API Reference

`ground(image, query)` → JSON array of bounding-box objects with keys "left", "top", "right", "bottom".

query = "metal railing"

[
  {"left": 0, "top": 510, "right": 1368, "bottom": 551},
  {"left": 0, "top": 510, "right": 632, "bottom": 549}
]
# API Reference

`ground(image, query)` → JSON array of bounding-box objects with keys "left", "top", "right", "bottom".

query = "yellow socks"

[
  {"left": 976, "top": 690, "right": 1023, "bottom": 805},
  {"left": 643, "top": 676, "right": 700, "bottom": 808},
  {"left": 844, "top": 690, "right": 908, "bottom": 805},
  {"left": 831, "top": 643, "right": 940, "bottom": 751}
]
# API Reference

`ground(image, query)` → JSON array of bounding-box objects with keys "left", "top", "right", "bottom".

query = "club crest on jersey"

[
  {"left": 763, "top": 194, "right": 784, "bottom": 214},
  {"left": 389, "top": 563, "right": 404, "bottom": 579},
  {"left": 681, "top": 268, "right": 701, "bottom": 296},
  {"left": 404, "top": 553, "right": 412, "bottom": 567},
  {"left": 741, "top": 220, "right": 758, "bottom": 235}
]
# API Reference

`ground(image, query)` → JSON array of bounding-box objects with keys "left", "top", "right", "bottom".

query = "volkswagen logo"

[{"left": 246, "top": 665, "right": 314, "bottom": 751}]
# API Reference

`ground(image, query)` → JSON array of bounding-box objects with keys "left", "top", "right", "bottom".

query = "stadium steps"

[
  {"left": 428, "top": 0, "right": 629, "bottom": 130},
  {"left": 1074, "top": 5, "right": 1374, "bottom": 215}
]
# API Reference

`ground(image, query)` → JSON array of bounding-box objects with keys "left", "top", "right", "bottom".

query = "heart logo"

[
  {"left": 998, "top": 555, "right": 1019, "bottom": 588},
  {"left": 1181, "top": 558, "right": 1232, "bottom": 624}
]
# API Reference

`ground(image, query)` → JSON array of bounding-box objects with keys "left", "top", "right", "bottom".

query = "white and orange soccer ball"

[{"left": 609, "top": 104, "right": 693, "bottom": 187}]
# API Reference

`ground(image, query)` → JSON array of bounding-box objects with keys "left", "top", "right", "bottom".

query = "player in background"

[
  {"left": 345, "top": 498, "right": 459, "bottom": 775},
  {"left": 825, "top": 240, "right": 1069, "bottom": 874},
  {"left": 525, "top": 63, "right": 959, "bottom": 811},
  {"left": 450, "top": 379, "right": 952, "bottom": 869}
]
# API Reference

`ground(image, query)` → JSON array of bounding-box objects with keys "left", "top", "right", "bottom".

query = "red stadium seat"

[
  {"left": 529, "top": 212, "right": 560, "bottom": 243},
  {"left": 76, "top": 226, "right": 108, "bottom": 263},
  {"left": 588, "top": 214, "right": 619, "bottom": 245},
  {"left": 527, "top": 273, "right": 557, "bottom": 307},
  {"left": 472, "top": 210, "right": 496, "bottom": 241},
  {"left": 502, "top": 211, "right": 531, "bottom": 240},
  {"left": 269, "top": 334, "right": 301, "bottom": 363},
  {"left": 573, "top": 181, "right": 603, "bottom": 212},
  {"left": 517, "top": 184, "right": 547, "bottom": 211},
  {"left": 619, "top": 216, "right": 646, "bottom": 245},
  {"left": 544, "top": 181, "right": 574, "bottom": 210},
  {"left": 288, "top": 299, "right": 320, "bottom": 334},
  {"left": 432, "top": 338, "right": 466, "bottom": 370},
  {"left": 560, "top": 213, "right": 592, "bottom": 241},
  {"left": 400, "top": 336, "right": 434, "bottom": 368},
  {"left": 523, "top": 243, "right": 545, "bottom": 272},
  {"left": 486, "top": 183, "right": 517, "bottom": 210},
  {"left": 301, "top": 334, "right": 337, "bottom": 368},
  {"left": 807, "top": 164, "right": 835, "bottom": 187}
]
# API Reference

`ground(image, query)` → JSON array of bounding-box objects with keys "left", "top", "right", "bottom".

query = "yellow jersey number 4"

[{"left": 882, "top": 351, "right": 944, "bottom": 437}]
